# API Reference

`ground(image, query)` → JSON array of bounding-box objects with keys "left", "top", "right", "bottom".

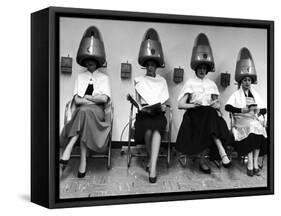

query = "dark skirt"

[
  {"left": 60, "top": 104, "right": 111, "bottom": 152},
  {"left": 134, "top": 111, "right": 167, "bottom": 144},
  {"left": 175, "top": 106, "right": 232, "bottom": 160},
  {"left": 233, "top": 133, "right": 267, "bottom": 157}
]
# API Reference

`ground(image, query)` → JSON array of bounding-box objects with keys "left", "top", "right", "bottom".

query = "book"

[{"left": 126, "top": 94, "right": 162, "bottom": 115}]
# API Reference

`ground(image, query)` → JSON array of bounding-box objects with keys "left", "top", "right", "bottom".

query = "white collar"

[{"left": 194, "top": 75, "right": 207, "bottom": 82}]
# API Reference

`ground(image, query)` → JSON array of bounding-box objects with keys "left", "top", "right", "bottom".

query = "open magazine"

[{"left": 126, "top": 94, "right": 162, "bottom": 115}]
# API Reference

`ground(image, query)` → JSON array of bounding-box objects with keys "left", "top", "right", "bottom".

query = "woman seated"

[
  {"left": 59, "top": 26, "right": 111, "bottom": 178},
  {"left": 176, "top": 33, "right": 232, "bottom": 174},
  {"left": 60, "top": 58, "right": 111, "bottom": 178},
  {"left": 134, "top": 59, "right": 169, "bottom": 183},
  {"left": 176, "top": 63, "right": 232, "bottom": 174},
  {"left": 133, "top": 28, "right": 169, "bottom": 183},
  {"left": 225, "top": 77, "right": 267, "bottom": 177}
]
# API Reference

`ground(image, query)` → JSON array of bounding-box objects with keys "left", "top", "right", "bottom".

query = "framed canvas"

[{"left": 31, "top": 6, "right": 274, "bottom": 208}]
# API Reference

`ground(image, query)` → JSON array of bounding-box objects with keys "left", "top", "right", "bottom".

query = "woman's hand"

[
  {"left": 161, "top": 104, "right": 167, "bottom": 112},
  {"left": 256, "top": 108, "right": 261, "bottom": 116},
  {"left": 83, "top": 95, "right": 95, "bottom": 103},
  {"left": 210, "top": 99, "right": 220, "bottom": 109},
  {"left": 241, "top": 107, "right": 249, "bottom": 113},
  {"left": 191, "top": 100, "right": 202, "bottom": 108},
  {"left": 84, "top": 95, "right": 91, "bottom": 100},
  {"left": 84, "top": 93, "right": 108, "bottom": 104},
  {"left": 178, "top": 93, "right": 200, "bottom": 110},
  {"left": 74, "top": 95, "right": 94, "bottom": 105}
]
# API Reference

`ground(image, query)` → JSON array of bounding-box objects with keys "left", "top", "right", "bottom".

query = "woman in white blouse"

[
  {"left": 60, "top": 26, "right": 111, "bottom": 178},
  {"left": 60, "top": 59, "right": 111, "bottom": 178},
  {"left": 134, "top": 28, "right": 169, "bottom": 183},
  {"left": 134, "top": 60, "right": 169, "bottom": 183},
  {"left": 176, "top": 63, "right": 232, "bottom": 174},
  {"left": 225, "top": 47, "right": 267, "bottom": 177}
]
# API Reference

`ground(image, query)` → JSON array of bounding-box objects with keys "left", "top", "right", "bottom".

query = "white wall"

[{"left": 60, "top": 17, "right": 267, "bottom": 142}]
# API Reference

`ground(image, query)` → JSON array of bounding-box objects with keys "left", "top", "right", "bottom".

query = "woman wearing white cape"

[
  {"left": 134, "top": 28, "right": 169, "bottom": 183},
  {"left": 59, "top": 26, "right": 112, "bottom": 178},
  {"left": 225, "top": 77, "right": 267, "bottom": 177},
  {"left": 176, "top": 33, "right": 232, "bottom": 174},
  {"left": 134, "top": 60, "right": 169, "bottom": 184},
  {"left": 176, "top": 64, "right": 232, "bottom": 174}
]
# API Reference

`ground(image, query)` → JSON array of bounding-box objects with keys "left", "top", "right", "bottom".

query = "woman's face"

[
  {"left": 145, "top": 60, "right": 157, "bottom": 77},
  {"left": 195, "top": 64, "right": 208, "bottom": 79},
  {"left": 241, "top": 76, "right": 252, "bottom": 90},
  {"left": 85, "top": 59, "right": 98, "bottom": 72}
]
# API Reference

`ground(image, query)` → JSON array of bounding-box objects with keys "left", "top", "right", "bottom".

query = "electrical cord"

[{"left": 119, "top": 117, "right": 135, "bottom": 141}]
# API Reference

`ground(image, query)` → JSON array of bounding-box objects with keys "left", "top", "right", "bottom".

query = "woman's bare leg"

[
  {"left": 61, "top": 135, "right": 79, "bottom": 160},
  {"left": 213, "top": 137, "right": 230, "bottom": 164},
  {"left": 247, "top": 151, "right": 254, "bottom": 170},
  {"left": 79, "top": 142, "right": 87, "bottom": 173},
  {"left": 144, "top": 130, "right": 152, "bottom": 160},
  {"left": 149, "top": 131, "right": 161, "bottom": 178},
  {"left": 253, "top": 149, "right": 260, "bottom": 169}
]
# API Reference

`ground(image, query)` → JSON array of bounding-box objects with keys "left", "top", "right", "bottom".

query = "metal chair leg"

[
  {"left": 167, "top": 142, "right": 171, "bottom": 168},
  {"left": 107, "top": 139, "right": 112, "bottom": 170},
  {"left": 127, "top": 140, "right": 131, "bottom": 168}
]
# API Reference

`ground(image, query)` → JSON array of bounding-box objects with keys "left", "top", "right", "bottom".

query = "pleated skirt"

[
  {"left": 60, "top": 104, "right": 111, "bottom": 152},
  {"left": 176, "top": 106, "right": 232, "bottom": 160}
]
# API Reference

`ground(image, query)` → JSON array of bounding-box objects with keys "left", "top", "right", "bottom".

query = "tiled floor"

[{"left": 60, "top": 148, "right": 267, "bottom": 199}]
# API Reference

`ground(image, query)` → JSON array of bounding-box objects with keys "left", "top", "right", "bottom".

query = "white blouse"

[
  {"left": 73, "top": 70, "right": 111, "bottom": 98},
  {"left": 134, "top": 74, "right": 169, "bottom": 105},
  {"left": 178, "top": 76, "right": 219, "bottom": 106}
]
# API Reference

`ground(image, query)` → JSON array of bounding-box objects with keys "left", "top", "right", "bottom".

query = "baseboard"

[{"left": 111, "top": 141, "right": 175, "bottom": 149}]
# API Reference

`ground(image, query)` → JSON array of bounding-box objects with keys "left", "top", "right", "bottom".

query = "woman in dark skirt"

[
  {"left": 225, "top": 47, "right": 267, "bottom": 177},
  {"left": 176, "top": 64, "right": 232, "bottom": 174},
  {"left": 134, "top": 60, "right": 169, "bottom": 183},
  {"left": 133, "top": 28, "right": 169, "bottom": 183},
  {"left": 176, "top": 33, "right": 232, "bottom": 174}
]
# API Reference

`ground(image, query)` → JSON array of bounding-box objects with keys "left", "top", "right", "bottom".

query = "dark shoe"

[
  {"left": 59, "top": 159, "right": 69, "bottom": 170},
  {"left": 149, "top": 168, "right": 157, "bottom": 183},
  {"left": 149, "top": 176, "right": 157, "bottom": 183},
  {"left": 221, "top": 155, "right": 232, "bottom": 168},
  {"left": 199, "top": 163, "right": 211, "bottom": 174},
  {"left": 222, "top": 161, "right": 232, "bottom": 168},
  {"left": 77, "top": 171, "right": 86, "bottom": 178},
  {"left": 254, "top": 168, "right": 261, "bottom": 176},
  {"left": 247, "top": 168, "right": 254, "bottom": 177}
]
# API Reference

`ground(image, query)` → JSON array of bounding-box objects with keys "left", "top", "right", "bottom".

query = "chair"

[
  {"left": 62, "top": 98, "right": 114, "bottom": 169},
  {"left": 125, "top": 102, "right": 172, "bottom": 168}
]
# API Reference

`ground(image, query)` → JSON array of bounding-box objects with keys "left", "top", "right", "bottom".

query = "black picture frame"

[{"left": 31, "top": 6, "right": 274, "bottom": 209}]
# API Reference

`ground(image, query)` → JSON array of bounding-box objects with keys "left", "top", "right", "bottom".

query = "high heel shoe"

[
  {"left": 77, "top": 171, "right": 86, "bottom": 178},
  {"left": 149, "top": 176, "right": 157, "bottom": 183},
  {"left": 148, "top": 169, "right": 157, "bottom": 183},
  {"left": 221, "top": 155, "right": 232, "bottom": 168},
  {"left": 253, "top": 168, "right": 261, "bottom": 176},
  {"left": 247, "top": 168, "right": 254, "bottom": 177},
  {"left": 59, "top": 159, "right": 69, "bottom": 170},
  {"left": 199, "top": 162, "right": 211, "bottom": 174}
]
